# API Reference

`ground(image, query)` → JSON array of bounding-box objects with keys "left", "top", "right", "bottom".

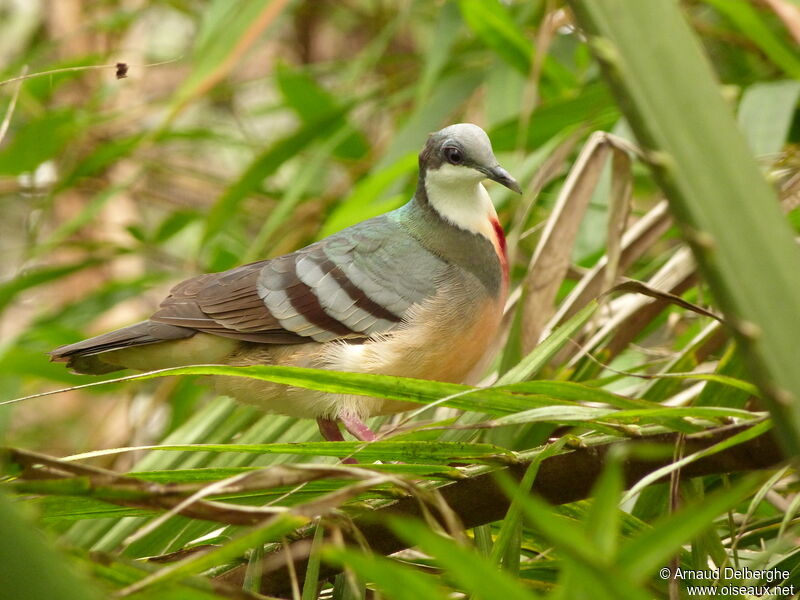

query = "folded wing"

[{"left": 51, "top": 214, "right": 445, "bottom": 363}]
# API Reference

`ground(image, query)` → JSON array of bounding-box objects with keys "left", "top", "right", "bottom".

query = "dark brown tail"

[{"left": 49, "top": 320, "right": 195, "bottom": 374}]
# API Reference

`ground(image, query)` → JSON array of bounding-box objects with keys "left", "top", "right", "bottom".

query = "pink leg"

[
  {"left": 340, "top": 414, "right": 378, "bottom": 442},
  {"left": 317, "top": 417, "right": 357, "bottom": 464},
  {"left": 317, "top": 417, "right": 345, "bottom": 441}
]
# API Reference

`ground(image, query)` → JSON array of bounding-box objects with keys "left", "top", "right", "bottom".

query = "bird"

[{"left": 49, "top": 123, "right": 521, "bottom": 443}]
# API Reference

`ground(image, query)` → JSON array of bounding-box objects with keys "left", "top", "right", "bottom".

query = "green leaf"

[
  {"left": 704, "top": 0, "right": 800, "bottom": 79},
  {"left": 168, "top": 0, "right": 289, "bottom": 114},
  {"left": 641, "top": 322, "right": 721, "bottom": 402},
  {"left": 276, "top": 64, "right": 368, "bottom": 160},
  {"left": 737, "top": 80, "right": 800, "bottom": 157},
  {"left": 494, "top": 474, "right": 652, "bottom": 600},
  {"left": 34, "top": 497, "right": 156, "bottom": 522},
  {"left": 323, "top": 547, "right": 450, "bottom": 600},
  {"left": 14, "top": 364, "right": 577, "bottom": 416},
  {"left": 62, "top": 399, "right": 246, "bottom": 551},
  {"left": 57, "top": 133, "right": 146, "bottom": 190},
  {"left": 585, "top": 452, "right": 624, "bottom": 558},
  {"left": 242, "top": 540, "right": 264, "bottom": 595},
  {"left": 619, "top": 474, "right": 767, "bottom": 582},
  {"left": 484, "top": 404, "right": 759, "bottom": 429},
  {"left": 490, "top": 83, "right": 619, "bottom": 152},
  {"left": 15, "top": 56, "right": 100, "bottom": 103},
  {"left": 201, "top": 109, "right": 349, "bottom": 245},
  {"left": 36, "top": 183, "right": 131, "bottom": 255},
  {"left": 490, "top": 439, "right": 567, "bottom": 567},
  {"left": 78, "top": 547, "right": 228, "bottom": 598},
  {"left": 620, "top": 418, "right": 773, "bottom": 504},
  {"left": 242, "top": 125, "right": 353, "bottom": 262},
  {"left": 415, "top": 2, "right": 463, "bottom": 104},
  {"left": 498, "top": 301, "right": 597, "bottom": 384},
  {"left": 65, "top": 440, "right": 514, "bottom": 464},
  {"left": 319, "top": 153, "right": 418, "bottom": 238},
  {"left": 388, "top": 516, "right": 541, "bottom": 600},
  {"left": 696, "top": 345, "right": 753, "bottom": 408},
  {"left": 301, "top": 524, "right": 325, "bottom": 600},
  {"left": 500, "top": 380, "right": 655, "bottom": 409},
  {"left": 376, "top": 71, "right": 484, "bottom": 169},
  {"left": 0, "top": 259, "right": 104, "bottom": 313},
  {"left": 154, "top": 211, "right": 200, "bottom": 244},
  {"left": 126, "top": 463, "right": 463, "bottom": 484},
  {"left": 472, "top": 524, "right": 494, "bottom": 557},
  {"left": 0, "top": 109, "right": 78, "bottom": 174},
  {"left": 459, "top": 0, "right": 533, "bottom": 75},
  {"left": 117, "top": 512, "right": 307, "bottom": 595}
]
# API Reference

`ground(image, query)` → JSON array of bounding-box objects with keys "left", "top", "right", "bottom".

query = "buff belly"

[{"left": 212, "top": 279, "right": 504, "bottom": 420}]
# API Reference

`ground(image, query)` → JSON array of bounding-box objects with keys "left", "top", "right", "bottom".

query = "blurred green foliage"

[{"left": 0, "top": 1, "right": 799, "bottom": 598}]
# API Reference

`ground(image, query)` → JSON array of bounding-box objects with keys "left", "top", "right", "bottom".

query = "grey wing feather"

[
  {"left": 50, "top": 212, "right": 445, "bottom": 364},
  {"left": 319, "top": 218, "right": 445, "bottom": 315}
]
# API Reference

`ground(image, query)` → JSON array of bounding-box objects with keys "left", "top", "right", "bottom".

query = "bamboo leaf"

[
  {"left": 323, "top": 547, "right": 450, "bottom": 600},
  {"left": 585, "top": 453, "right": 624, "bottom": 558},
  {"left": 6, "top": 364, "right": 579, "bottom": 416},
  {"left": 500, "top": 301, "right": 597, "bottom": 384},
  {"left": 0, "top": 259, "right": 105, "bottom": 313},
  {"left": 0, "top": 108, "right": 77, "bottom": 174},
  {"left": 319, "top": 153, "right": 417, "bottom": 238},
  {"left": 568, "top": 0, "right": 800, "bottom": 453},
  {"left": 490, "top": 438, "right": 567, "bottom": 567},
  {"left": 484, "top": 405, "right": 761, "bottom": 429},
  {"left": 168, "top": 0, "right": 290, "bottom": 116},
  {"left": 375, "top": 71, "right": 484, "bottom": 168},
  {"left": 301, "top": 524, "right": 325, "bottom": 600},
  {"left": 490, "top": 83, "right": 619, "bottom": 152},
  {"left": 493, "top": 475, "right": 650, "bottom": 600},
  {"left": 619, "top": 474, "right": 767, "bottom": 582},
  {"left": 63, "top": 440, "right": 514, "bottom": 464},
  {"left": 737, "top": 79, "right": 800, "bottom": 157},
  {"left": 704, "top": 0, "right": 800, "bottom": 78},
  {"left": 500, "top": 380, "right": 655, "bottom": 409},
  {"left": 415, "top": 2, "right": 462, "bottom": 104},
  {"left": 458, "top": 0, "right": 532, "bottom": 75},
  {"left": 117, "top": 512, "right": 306, "bottom": 596},
  {"left": 387, "top": 516, "right": 541, "bottom": 600},
  {"left": 276, "top": 64, "right": 368, "bottom": 160},
  {"left": 620, "top": 418, "right": 774, "bottom": 504},
  {"left": 201, "top": 109, "right": 349, "bottom": 246}
]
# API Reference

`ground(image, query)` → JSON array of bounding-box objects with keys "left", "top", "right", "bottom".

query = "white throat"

[{"left": 423, "top": 163, "right": 498, "bottom": 240}]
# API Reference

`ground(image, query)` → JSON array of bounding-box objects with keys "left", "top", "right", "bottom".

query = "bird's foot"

[
  {"left": 316, "top": 417, "right": 345, "bottom": 442},
  {"left": 316, "top": 417, "right": 361, "bottom": 464},
  {"left": 316, "top": 415, "right": 378, "bottom": 463},
  {"left": 339, "top": 414, "right": 378, "bottom": 442}
]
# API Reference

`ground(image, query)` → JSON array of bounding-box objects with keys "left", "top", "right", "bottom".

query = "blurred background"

[
  {"left": 2, "top": 2, "right": 800, "bottom": 598},
  {"left": 0, "top": 0, "right": 797, "bottom": 460}
]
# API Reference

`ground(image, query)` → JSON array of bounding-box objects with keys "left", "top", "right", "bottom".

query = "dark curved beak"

[{"left": 482, "top": 164, "right": 522, "bottom": 194}]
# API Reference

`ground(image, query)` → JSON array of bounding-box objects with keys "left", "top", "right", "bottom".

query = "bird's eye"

[{"left": 443, "top": 146, "right": 464, "bottom": 165}]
